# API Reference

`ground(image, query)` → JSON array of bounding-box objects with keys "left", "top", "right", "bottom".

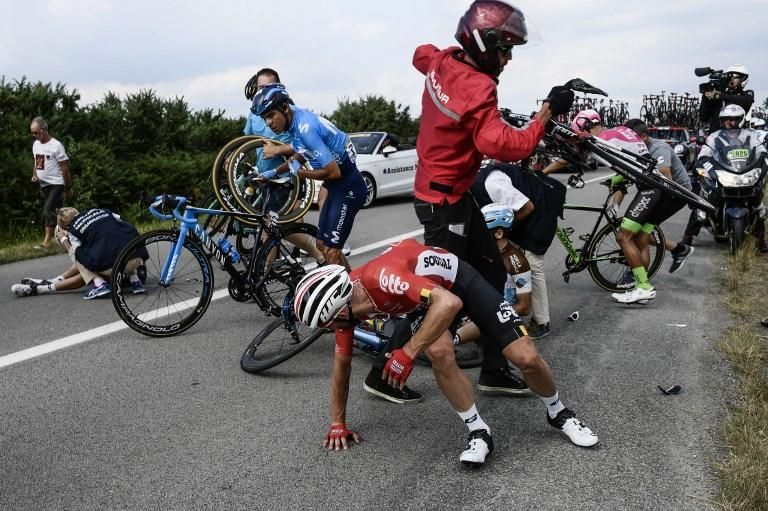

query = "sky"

[{"left": 2, "top": 0, "right": 767, "bottom": 121}]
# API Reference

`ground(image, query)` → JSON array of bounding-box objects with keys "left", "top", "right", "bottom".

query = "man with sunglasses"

[
  {"left": 292, "top": 241, "right": 598, "bottom": 466},
  {"left": 411, "top": 0, "right": 574, "bottom": 394}
]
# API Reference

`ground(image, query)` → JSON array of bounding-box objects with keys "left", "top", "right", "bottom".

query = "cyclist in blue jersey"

[
  {"left": 242, "top": 70, "right": 326, "bottom": 266},
  {"left": 252, "top": 83, "right": 366, "bottom": 268}
]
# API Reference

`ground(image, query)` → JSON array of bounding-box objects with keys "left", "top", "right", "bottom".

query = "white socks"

[
  {"left": 458, "top": 404, "right": 490, "bottom": 434},
  {"left": 541, "top": 392, "right": 566, "bottom": 419}
]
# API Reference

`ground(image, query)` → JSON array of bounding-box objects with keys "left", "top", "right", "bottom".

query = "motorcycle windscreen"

[{"left": 714, "top": 145, "right": 760, "bottom": 174}]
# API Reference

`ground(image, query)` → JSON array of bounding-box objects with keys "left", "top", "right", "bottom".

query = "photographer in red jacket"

[{"left": 411, "top": 0, "right": 575, "bottom": 392}]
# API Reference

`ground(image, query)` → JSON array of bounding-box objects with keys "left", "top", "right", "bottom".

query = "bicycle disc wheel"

[
  {"left": 586, "top": 221, "right": 666, "bottom": 292},
  {"left": 111, "top": 230, "right": 214, "bottom": 337},
  {"left": 254, "top": 223, "right": 319, "bottom": 315},
  {"left": 240, "top": 317, "right": 326, "bottom": 373}
]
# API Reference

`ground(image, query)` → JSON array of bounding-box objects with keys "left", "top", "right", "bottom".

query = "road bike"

[
  {"left": 556, "top": 179, "right": 666, "bottom": 292},
  {"left": 111, "top": 194, "right": 319, "bottom": 337}
]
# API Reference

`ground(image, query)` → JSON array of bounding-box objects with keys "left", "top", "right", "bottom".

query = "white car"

[{"left": 312, "top": 131, "right": 418, "bottom": 208}]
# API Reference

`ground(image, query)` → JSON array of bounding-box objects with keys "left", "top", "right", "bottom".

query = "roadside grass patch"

[
  {"left": 0, "top": 218, "right": 170, "bottom": 265},
  {"left": 716, "top": 239, "right": 768, "bottom": 510}
]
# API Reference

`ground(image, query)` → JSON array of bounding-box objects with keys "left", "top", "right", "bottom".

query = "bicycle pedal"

[{"left": 578, "top": 234, "right": 591, "bottom": 242}]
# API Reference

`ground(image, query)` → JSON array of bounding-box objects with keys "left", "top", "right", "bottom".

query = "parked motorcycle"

[{"left": 695, "top": 139, "right": 768, "bottom": 254}]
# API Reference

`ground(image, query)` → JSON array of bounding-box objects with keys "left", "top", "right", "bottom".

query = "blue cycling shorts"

[{"left": 317, "top": 162, "right": 366, "bottom": 248}]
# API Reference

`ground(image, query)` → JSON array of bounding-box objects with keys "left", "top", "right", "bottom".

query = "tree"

[
  {"left": 330, "top": 95, "right": 419, "bottom": 142},
  {"left": 0, "top": 77, "right": 243, "bottom": 235}
]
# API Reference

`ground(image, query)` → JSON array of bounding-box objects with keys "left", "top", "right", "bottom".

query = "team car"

[{"left": 313, "top": 131, "right": 418, "bottom": 208}]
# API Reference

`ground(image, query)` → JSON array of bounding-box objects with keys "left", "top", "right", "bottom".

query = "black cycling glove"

[{"left": 546, "top": 86, "right": 575, "bottom": 116}]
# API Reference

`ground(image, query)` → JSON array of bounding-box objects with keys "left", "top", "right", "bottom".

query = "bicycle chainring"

[
  {"left": 564, "top": 249, "right": 586, "bottom": 271},
  {"left": 228, "top": 272, "right": 252, "bottom": 302}
]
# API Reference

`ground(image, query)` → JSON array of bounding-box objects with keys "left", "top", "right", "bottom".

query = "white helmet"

[
  {"left": 293, "top": 265, "right": 353, "bottom": 328},
  {"left": 719, "top": 104, "right": 746, "bottom": 128},
  {"left": 751, "top": 118, "right": 765, "bottom": 129},
  {"left": 725, "top": 64, "right": 749, "bottom": 86}
]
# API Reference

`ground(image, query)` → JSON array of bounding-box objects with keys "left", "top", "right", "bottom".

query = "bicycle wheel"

[
  {"left": 240, "top": 316, "right": 326, "bottom": 373},
  {"left": 211, "top": 136, "right": 262, "bottom": 226},
  {"left": 111, "top": 230, "right": 214, "bottom": 337},
  {"left": 586, "top": 221, "right": 666, "bottom": 292},
  {"left": 226, "top": 138, "right": 301, "bottom": 216},
  {"left": 254, "top": 223, "right": 319, "bottom": 314}
]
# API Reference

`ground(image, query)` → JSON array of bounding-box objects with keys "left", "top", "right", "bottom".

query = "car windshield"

[
  {"left": 648, "top": 129, "right": 686, "bottom": 142},
  {"left": 349, "top": 133, "right": 381, "bottom": 155}
]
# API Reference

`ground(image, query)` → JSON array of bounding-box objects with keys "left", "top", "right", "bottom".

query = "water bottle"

[{"left": 217, "top": 237, "right": 241, "bottom": 263}]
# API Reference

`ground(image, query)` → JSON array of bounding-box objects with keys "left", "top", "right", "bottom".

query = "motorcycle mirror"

[
  {"left": 695, "top": 136, "right": 707, "bottom": 146},
  {"left": 694, "top": 67, "right": 713, "bottom": 77},
  {"left": 562, "top": 78, "right": 608, "bottom": 96}
]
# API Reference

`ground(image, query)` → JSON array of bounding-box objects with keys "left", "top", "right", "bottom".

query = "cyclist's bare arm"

[
  {"left": 401, "top": 287, "right": 462, "bottom": 359},
  {"left": 329, "top": 351, "right": 353, "bottom": 426}
]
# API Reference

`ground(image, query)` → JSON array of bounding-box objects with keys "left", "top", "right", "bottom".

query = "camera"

[{"left": 695, "top": 67, "right": 727, "bottom": 94}]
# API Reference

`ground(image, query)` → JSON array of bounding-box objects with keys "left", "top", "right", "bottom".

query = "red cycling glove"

[
  {"left": 383, "top": 348, "right": 414, "bottom": 386},
  {"left": 325, "top": 423, "right": 356, "bottom": 449}
]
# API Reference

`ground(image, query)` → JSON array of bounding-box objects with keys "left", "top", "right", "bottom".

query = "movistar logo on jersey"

[
  {"left": 379, "top": 268, "right": 409, "bottom": 295},
  {"left": 299, "top": 122, "right": 310, "bottom": 134}
]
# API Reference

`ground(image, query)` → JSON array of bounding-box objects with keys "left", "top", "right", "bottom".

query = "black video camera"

[{"left": 695, "top": 67, "right": 727, "bottom": 94}]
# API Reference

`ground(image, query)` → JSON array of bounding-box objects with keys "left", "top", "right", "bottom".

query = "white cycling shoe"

[
  {"left": 547, "top": 408, "right": 599, "bottom": 447},
  {"left": 459, "top": 429, "right": 494, "bottom": 467},
  {"left": 611, "top": 286, "right": 656, "bottom": 304}
]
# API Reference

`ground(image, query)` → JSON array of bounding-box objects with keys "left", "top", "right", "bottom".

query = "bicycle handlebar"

[{"left": 149, "top": 194, "right": 188, "bottom": 222}]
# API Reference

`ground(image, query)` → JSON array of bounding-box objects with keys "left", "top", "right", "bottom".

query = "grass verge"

[
  {"left": 715, "top": 239, "right": 768, "bottom": 510},
  {"left": 0, "top": 218, "right": 169, "bottom": 266}
]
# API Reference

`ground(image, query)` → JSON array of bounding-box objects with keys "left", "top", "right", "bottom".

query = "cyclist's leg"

[
  {"left": 454, "top": 261, "right": 597, "bottom": 445},
  {"left": 316, "top": 180, "right": 365, "bottom": 270},
  {"left": 618, "top": 189, "right": 662, "bottom": 290}
]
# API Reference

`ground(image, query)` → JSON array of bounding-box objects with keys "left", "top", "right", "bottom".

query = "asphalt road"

[{"left": 0, "top": 174, "right": 731, "bottom": 510}]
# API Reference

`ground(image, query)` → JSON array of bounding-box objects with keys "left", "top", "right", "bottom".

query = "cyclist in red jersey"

[
  {"left": 411, "top": 0, "right": 575, "bottom": 392},
  {"left": 293, "top": 239, "right": 598, "bottom": 467}
]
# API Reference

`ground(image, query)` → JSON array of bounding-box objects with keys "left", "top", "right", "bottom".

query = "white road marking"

[
  {"left": 3, "top": 176, "right": 613, "bottom": 369},
  {"left": 0, "top": 228, "right": 425, "bottom": 369}
]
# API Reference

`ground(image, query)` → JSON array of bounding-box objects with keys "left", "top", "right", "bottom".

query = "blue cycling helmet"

[
  {"left": 481, "top": 203, "right": 514, "bottom": 230},
  {"left": 251, "top": 83, "right": 291, "bottom": 116}
]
